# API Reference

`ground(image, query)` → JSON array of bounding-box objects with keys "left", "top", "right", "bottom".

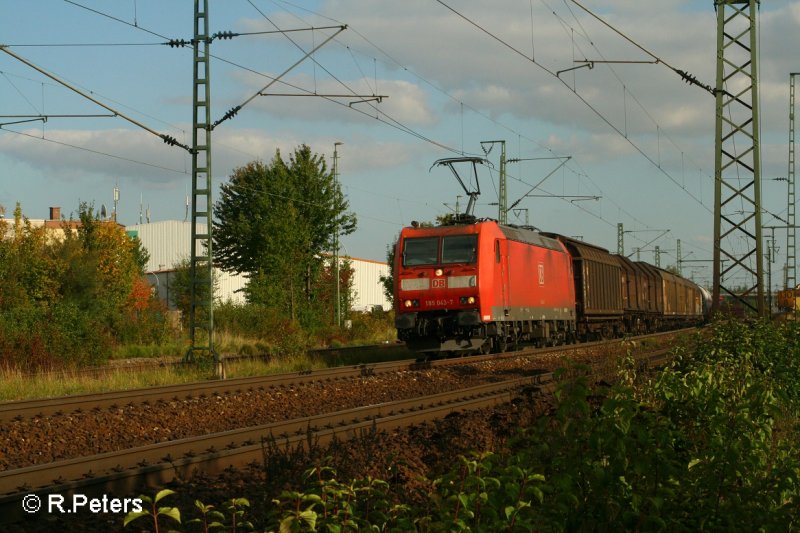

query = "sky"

[{"left": 1, "top": 0, "right": 798, "bottom": 290}]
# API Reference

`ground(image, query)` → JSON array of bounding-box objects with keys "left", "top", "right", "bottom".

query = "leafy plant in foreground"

[{"left": 124, "top": 489, "right": 181, "bottom": 533}]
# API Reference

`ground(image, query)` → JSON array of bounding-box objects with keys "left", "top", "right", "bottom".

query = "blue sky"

[{"left": 1, "top": 1, "right": 798, "bottom": 290}]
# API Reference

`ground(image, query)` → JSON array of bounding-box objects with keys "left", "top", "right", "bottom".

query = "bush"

[
  {"left": 214, "top": 301, "right": 395, "bottom": 352},
  {"left": 0, "top": 203, "right": 177, "bottom": 370},
  {"left": 124, "top": 317, "right": 800, "bottom": 531},
  {"left": 344, "top": 308, "right": 395, "bottom": 345},
  {"left": 0, "top": 303, "right": 110, "bottom": 371}
]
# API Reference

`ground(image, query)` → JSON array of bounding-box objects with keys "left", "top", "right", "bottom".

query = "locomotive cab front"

[
  {"left": 394, "top": 220, "right": 578, "bottom": 355},
  {"left": 394, "top": 226, "right": 485, "bottom": 353}
]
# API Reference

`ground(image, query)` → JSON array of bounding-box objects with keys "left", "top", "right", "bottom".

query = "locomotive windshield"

[
  {"left": 403, "top": 234, "right": 478, "bottom": 266},
  {"left": 441, "top": 234, "right": 477, "bottom": 264},
  {"left": 403, "top": 237, "right": 439, "bottom": 266}
]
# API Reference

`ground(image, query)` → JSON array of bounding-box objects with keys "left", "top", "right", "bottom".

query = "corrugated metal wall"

[
  {"left": 128, "top": 221, "right": 390, "bottom": 311},
  {"left": 127, "top": 221, "right": 203, "bottom": 272},
  {"left": 349, "top": 258, "right": 391, "bottom": 311}
]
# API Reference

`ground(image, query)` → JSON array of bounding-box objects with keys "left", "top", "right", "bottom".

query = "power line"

[
  {"left": 60, "top": 0, "right": 469, "bottom": 156},
  {"left": 0, "top": 46, "right": 191, "bottom": 152},
  {"left": 256, "top": 0, "right": 627, "bottom": 231},
  {"left": 6, "top": 42, "right": 163, "bottom": 47},
  {"left": 64, "top": 0, "right": 167, "bottom": 40},
  {"left": 250, "top": 0, "right": 711, "bottom": 255},
  {"left": 433, "top": 0, "right": 722, "bottom": 257},
  {"left": 0, "top": 127, "right": 188, "bottom": 174},
  {"left": 567, "top": 0, "right": 719, "bottom": 97},
  {"left": 434, "top": 0, "right": 711, "bottom": 211},
  {"left": 20, "top": 1, "right": 712, "bottom": 258}
]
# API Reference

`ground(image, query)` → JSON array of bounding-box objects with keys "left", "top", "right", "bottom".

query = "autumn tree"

[
  {"left": 213, "top": 145, "right": 357, "bottom": 323},
  {"left": 0, "top": 202, "right": 168, "bottom": 370}
]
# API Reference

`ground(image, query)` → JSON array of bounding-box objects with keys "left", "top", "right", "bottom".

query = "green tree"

[
  {"left": 213, "top": 145, "right": 356, "bottom": 322},
  {"left": 379, "top": 239, "right": 397, "bottom": 308},
  {"left": 169, "top": 257, "right": 219, "bottom": 320}
]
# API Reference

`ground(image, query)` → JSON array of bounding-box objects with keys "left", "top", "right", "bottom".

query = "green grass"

[
  {"left": 0, "top": 354, "right": 329, "bottom": 403},
  {"left": 0, "top": 364, "right": 205, "bottom": 402},
  {"left": 109, "top": 331, "right": 266, "bottom": 360},
  {"left": 1, "top": 312, "right": 398, "bottom": 402}
]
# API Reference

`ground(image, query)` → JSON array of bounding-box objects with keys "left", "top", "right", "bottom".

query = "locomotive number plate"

[{"left": 425, "top": 299, "right": 454, "bottom": 307}]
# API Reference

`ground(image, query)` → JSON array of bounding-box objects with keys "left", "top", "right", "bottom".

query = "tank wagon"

[{"left": 394, "top": 219, "right": 707, "bottom": 355}]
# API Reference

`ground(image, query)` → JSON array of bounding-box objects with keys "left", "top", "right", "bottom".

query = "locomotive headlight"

[
  {"left": 459, "top": 296, "right": 476, "bottom": 305},
  {"left": 403, "top": 299, "right": 419, "bottom": 308},
  {"left": 404, "top": 299, "right": 413, "bottom": 308},
  {"left": 435, "top": 268, "right": 443, "bottom": 276}
]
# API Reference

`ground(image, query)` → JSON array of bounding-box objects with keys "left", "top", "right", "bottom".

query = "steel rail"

[
  {"left": 0, "top": 329, "right": 693, "bottom": 423},
  {"left": 0, "top": 344, "right": 677, "bottom": 526},
  {"left": 0, "top": 376, "right": 542, "bottom": 524}
]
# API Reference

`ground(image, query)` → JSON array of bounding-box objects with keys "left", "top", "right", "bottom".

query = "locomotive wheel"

[
  {"left": 493, "top": 335, "right": 508, "bottom": 353},
  {"left": 508, "top": 334, "right": 519, "bottom": 352}
]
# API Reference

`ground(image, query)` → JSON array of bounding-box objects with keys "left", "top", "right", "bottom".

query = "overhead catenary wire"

[
  {"left": 211, "top": 25, "right": 347, "bottom": 129},
  {"left": 433, "top": 0, "right": 710, "bottom": 211},
  {"left": 553, "top": 0, "right": 712, "bottom": 184},
  {"left": 566, "top": 0, "right": 720, "bottom": 97},
  {"left": 432, "top": 0, "right": 727, "bottom": 259},
  {"left": 60, "top": 0, "right": 469, "bottom": 163},
  {"left": 59, "top": 0, "right": 469, "bottom": 157},
  {"left": 71, "top": 2, "right": 688, "bottom": 252},
  {"left": 242, "top": 1, "right": 470, "bottom": 155},
  {"left": 11, "top": 1, "right": 713, "bottom": 261},
  {"left": 0, "top": 1, "right": 536, "bottom": 234},
  {"left": 262, "top": 0, "right": 624, "bottom": 229},
  {"left": 0, "top": 45, "right": 192, "bottom": 153},
  {"left": 0, "top": 127, "right": 188, "bottom": 175}
]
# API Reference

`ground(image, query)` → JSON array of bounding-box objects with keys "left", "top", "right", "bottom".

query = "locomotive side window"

[
  {"left": 403, "top": 237, "right": 439, "bottom": 266},
  {"left": 441, "top": 235, "right": 477, "bottom": 264},
  {"left": 495, "top": 240, "right": 501, "bottom": 263}
]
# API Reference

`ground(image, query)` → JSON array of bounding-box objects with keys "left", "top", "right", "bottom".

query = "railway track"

[
  {"left": 0, "top": 334, "right": 684, "bottom": 526},
  {"left": 0, "top": 329, "right": 689, "bottom": 423},
  {"left": 0, "top": 378, "right": 538, "bottom": 515},
  {"left": 0, "top": 328, "right": 692, "bottom": 524}
]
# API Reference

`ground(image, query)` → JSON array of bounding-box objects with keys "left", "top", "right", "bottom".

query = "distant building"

[
  {"left": 329, "top": 254, "right": 391, "bottom": 312},
  {"left": 126, "top": 220, "right": 390, "bottom": 312},
  {"left": 126, "top": 220, "right": 246, "bottom": 307},
  {"left": 4, "top": 206, "right": 122, "bottom": 242}
]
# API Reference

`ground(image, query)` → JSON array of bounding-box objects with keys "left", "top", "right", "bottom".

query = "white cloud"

[{"left": 0, "top": 128, "right": 188, "bottom": 186}]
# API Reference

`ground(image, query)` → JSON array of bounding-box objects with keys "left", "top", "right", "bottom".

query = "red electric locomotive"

[
  {"left": 393, "top": 157, "right": 707, "bottom": 355},
  {"left": 394, "top": 220, "right": 576, "bottom": 354}
]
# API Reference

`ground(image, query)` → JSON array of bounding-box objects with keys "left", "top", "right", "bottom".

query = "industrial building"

[{"left": 126, "top": 220, "right": 391, "bottom": 312}]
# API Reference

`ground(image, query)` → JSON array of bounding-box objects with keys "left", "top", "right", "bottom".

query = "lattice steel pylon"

[
  {"left": 712, "top": 0, "right": 765, "bottom": 316},
  {"left": 787, "top": 73, "right": 798, "bottom": 291},
  {"left": 480, "top": 140, "right": 507, "bottom": 223},
  {"left": 185, "top": 0, "right": 217, "bottom": 363}
]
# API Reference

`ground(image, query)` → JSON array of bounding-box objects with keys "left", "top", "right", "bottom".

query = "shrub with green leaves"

[{"left": 123, "top": 318, "right": 800, "bottom": 532}]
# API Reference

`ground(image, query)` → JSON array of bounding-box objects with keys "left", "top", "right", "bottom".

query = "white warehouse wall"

[{"left": 127, "top": 221, "right": 390, "bottom": 312}]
